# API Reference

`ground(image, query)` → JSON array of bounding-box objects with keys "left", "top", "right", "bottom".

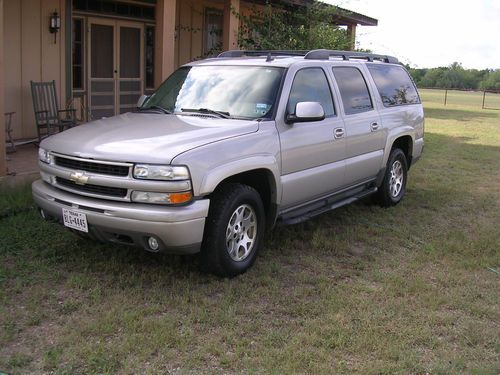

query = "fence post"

[
  {"left": 482, "top": 90, "right": 486, "bottom": 109},
  {"left": 444, "top": 89, "right": 448, "bottom": 106}
]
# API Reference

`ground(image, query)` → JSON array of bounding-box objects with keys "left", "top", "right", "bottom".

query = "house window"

[
  {"left": 204, "top": 9, "right": 223, "bottom": 56},
  {"left": 145, "top": 25, "right": 155, "bottom": 89},
  {"left": 72, "top": 18, "right": 85, "bottom": 91},
  {"left": 72, "top": 0, "right": 155, "bottom": 21}
]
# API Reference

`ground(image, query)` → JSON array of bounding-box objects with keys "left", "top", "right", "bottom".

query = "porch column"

[
  {"left": 223, "top": 0, "right": 240, "bottom": 51},
  {"left": 0, "top": 0, "right": 5, "bottom": 177},
  {"left": 346, "top": 23, "right": 357, "bottom": 51},
  {"left": 155, "top": 0, "right": 177, "bottom": 87}
]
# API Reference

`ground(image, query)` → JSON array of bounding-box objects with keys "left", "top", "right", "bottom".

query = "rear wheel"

[
  {"left": 200, "top": 183, "right": 265, "bottom": 277},
  {"left": 376, "top": 148, "right": 408, "bottom": 207}
]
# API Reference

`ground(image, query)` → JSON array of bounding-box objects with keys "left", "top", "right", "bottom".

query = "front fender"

[
  {"left": 198, "top": 155, "right": 281, "bottom": 201},
  {"left": 171, "top": 122, "right": 282, "bottom": 202}
]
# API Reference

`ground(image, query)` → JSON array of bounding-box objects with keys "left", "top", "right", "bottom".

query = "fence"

[{"left": 419, "top": 88, "right": 500, "bottom": 110}]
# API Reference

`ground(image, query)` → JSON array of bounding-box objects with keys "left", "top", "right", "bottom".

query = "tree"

[
  {"left": 407, "top": 63, "right": 491, "bottom": 90},
  {"left": 234, "top": 1, "right": 352, "bottom": 51},
  {"left": 480, "top": 70, "right": 500, "bottom": 90}
]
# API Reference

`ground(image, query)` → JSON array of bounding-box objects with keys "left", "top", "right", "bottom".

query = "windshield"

[{"left": 142, "top": 66, "right": 284, "bottom": 119}]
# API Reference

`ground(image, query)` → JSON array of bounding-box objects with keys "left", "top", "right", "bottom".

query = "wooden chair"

[{"left": 30, "top": 80, "right": 77, "bottom": 142}]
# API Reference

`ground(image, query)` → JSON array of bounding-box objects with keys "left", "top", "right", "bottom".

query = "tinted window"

[
  {"left": 287, "top": 68, "right": 335, "bottom": 117},
  {"left": 367, "top": 65, "right": 421, "bottom": 106},
  {"left": 332, "top": 67, "right": 373, "bottom": 115}
]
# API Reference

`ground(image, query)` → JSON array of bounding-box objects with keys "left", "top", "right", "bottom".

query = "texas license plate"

[{"left": 62, "top": 208, "right": 88, "bottom": 233}]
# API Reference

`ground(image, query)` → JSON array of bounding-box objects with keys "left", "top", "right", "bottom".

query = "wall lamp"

[{"left": 49, "top": 10, "right": 61, "bottom": 43}]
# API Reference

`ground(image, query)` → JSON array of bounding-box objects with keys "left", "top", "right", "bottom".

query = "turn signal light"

[
  {"left": 169, "top": 192, "right": 192, "bottom": 204},
  {"left": 131, "top": 191, "right": 193, "bottom": 205}
]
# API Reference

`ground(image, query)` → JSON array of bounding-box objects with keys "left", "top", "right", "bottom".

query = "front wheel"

[
  {"left": 376, "top": 148, "right": 408, "bottom": 207},
  {"left": 200, "top": 183, "right": 265, "bottom": 277}
]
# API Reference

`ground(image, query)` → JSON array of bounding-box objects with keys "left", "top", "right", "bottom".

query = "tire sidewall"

[
  {"left": 208, "top": 185, "right": 265, "bottom": 276},
  {"left": 383, "top": 149, "right": 408, "bottom": 204}
]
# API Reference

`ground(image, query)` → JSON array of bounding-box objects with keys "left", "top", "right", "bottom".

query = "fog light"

[{"left": 148, "top": 237, "right": 159, "bottom": 251}]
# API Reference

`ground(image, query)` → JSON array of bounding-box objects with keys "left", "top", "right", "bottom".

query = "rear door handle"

[
  {"left": 334, "top": 127, "right": 345, "bottom": 139},
  {"left": 371, "top": 122, "right": 380, "bottom": 131}
]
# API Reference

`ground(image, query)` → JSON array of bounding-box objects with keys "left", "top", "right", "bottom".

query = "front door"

[
  {"left": 278, "top": 67, "right": 346, "bottom": 210},
  {"left": 88, "top": 18, "right": 144, "bottom": 119}
]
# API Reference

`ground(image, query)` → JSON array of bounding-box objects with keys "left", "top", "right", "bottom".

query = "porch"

[
  {"left": 2, "top": 144, "right": 39, "bottom": 188},
  {"left": 0, "top": 0, "right": 377, "bottom": 182}
]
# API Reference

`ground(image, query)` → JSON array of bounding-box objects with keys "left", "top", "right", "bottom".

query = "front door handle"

[
  {"left": 334, "top": 127, "right": 345, "bottom": 139},
  {"left": 371, "top": 122, "right": 380, "bottom": 131}
]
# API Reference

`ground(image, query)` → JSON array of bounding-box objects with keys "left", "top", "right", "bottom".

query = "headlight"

[
  {"left": 131, "top": 191, "right": 192, "bottom": 205},
  {"left": 133, "top": 164, "right": 190, "bottom": 180},
  {"left": 38, "top": 148, "right": 52, "bottom": 164}
]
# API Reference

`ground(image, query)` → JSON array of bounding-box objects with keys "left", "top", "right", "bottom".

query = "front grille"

[
  {"left": 55, "top": 156, "right": 129, "bottom": 177},
  {"left": 56, "top": 177, "right": 128, "bottom": 198}
]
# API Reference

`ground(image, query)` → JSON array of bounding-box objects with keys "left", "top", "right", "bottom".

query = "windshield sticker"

[{"left": 255, "top": 103, "right": 270, "bottom": 115}]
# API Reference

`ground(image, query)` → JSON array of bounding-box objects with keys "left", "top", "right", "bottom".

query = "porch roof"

[{"left": 247, "top": 0, "right": 378, "bottom": 26}]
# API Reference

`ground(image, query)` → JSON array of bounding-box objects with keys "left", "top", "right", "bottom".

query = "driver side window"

[{"left": 287, "top": 68, "right": 335, "bottom": 117}]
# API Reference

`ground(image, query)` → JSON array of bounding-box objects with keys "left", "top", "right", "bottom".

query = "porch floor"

[
  {"left": 1, "top": 143, "right": 40, "bottom": 188},
  {"left": 6, "top": 143, "right": 39, "bottom": 176}
]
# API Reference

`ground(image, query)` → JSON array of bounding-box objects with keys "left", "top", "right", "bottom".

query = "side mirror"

[
  {"left": 137, "top": 94, "right": 149, "bottom": 108},
  {"left": 286, "top": 101, "right": 325, "bottom": 124}
]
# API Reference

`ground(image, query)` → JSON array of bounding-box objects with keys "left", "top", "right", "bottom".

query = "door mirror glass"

[
  {"left": 137, "top": 94, "right": 149, "bottom": 108},
  {"left": 287, "top": 101, "right": 325, "bottom": 123}
]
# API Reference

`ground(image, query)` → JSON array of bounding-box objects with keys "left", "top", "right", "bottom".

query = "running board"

[{"left": 279, "top": 186, "right": 377, "bottom": 225}]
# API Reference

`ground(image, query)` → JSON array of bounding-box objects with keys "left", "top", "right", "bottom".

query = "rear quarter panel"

[{"left": 378, "top": 104, "right": 424, "bottom": 165}]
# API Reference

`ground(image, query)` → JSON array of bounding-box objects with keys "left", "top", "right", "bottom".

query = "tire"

[
  {"left": 200, "top": 183, "right": 265, "bottom": 277},
  {"left": 376, "top": 148, "right": 408, "bottom": 207}
]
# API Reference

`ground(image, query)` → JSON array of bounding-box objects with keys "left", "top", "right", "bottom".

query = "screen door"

[
  {"left": 88, "top": 19, "right": 144, "bottom": 119},
  {"left": 118, "top": 25, "right": 143, "bottom": 114}
]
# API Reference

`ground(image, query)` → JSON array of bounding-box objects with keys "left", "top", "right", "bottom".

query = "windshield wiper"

[
  {"left": 138, "top": 105, "right": 171, "bottom": 114},
  {"left": 181, "top": 108, "right": 231, "bottom": 119}
]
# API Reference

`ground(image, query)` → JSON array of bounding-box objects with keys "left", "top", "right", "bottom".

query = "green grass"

[{"left": 1, "top": 90, "right": 499, "bottom": 374}]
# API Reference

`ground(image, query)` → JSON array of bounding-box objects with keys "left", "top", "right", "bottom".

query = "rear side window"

[
  {"left": 367, "top": 64, "right": 421, "bottom": 107},
  {"left": 332, "top": 67, "right": 373, "bottom": 115},
  {"left": 287, "top": 68, "right": 335, "bottom": 117}
]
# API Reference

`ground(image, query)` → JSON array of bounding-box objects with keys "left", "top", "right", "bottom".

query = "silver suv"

[{"left": 33, "top": 49, "right": 424, "bottom": 277}]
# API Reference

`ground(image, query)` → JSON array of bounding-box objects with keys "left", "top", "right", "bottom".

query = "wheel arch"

[
  {"left": 390, "top": 135, "right": 413, "bottom": 169},
  {"left": 207, "top": 168, "right": 279, "bottom": 229}
]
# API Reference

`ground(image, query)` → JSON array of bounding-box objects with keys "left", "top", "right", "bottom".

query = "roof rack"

[
  {"left": 217, "top": 49, "right": 399, "bottom": 64},
  {"left": 217, "top": 50, "right": 309, "bottom": 58},
  {"left": 304, "top": 49, "right": 399, "bottom": 63}
]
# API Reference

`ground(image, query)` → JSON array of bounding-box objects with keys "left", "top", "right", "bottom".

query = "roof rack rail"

[
  {"left": 217, "top": 50, "right": 309, "bottom": 58},
  {"left": 304, "top": 49, "right": 399, "bottom": 63},
  {"left": 217, "top": 49, "right": 399, "bottom": 64}
]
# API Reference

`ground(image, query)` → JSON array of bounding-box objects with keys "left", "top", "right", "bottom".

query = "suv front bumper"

[{"left": 32, "top": 180, "right": 210, "bottom": 254}]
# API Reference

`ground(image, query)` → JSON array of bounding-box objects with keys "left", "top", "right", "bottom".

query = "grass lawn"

[
  {"left": 422, "top": 88, "right": 500, "bottom": 109},
  {"left": 1, "top": 90, "right": 499, "bottom": 374}
]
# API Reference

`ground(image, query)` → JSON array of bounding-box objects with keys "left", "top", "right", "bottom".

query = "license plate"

[{"left": 62, "top": 208, "right": 88, "bottom": 233}]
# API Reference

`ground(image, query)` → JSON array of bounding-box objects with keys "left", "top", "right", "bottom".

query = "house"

[{"left": 0, "top": 0, "right": 377, "bottom": 178}]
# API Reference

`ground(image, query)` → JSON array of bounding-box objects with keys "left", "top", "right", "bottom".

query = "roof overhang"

[
  {"left": 332, "top": 6, "right": 378, "bottom": 26},
  {"left": 242, "top": 0, "right": 378, "bottom": 27}
]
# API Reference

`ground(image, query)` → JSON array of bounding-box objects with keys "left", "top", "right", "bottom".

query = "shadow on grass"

[{"left": 424, "top": 107, "right": 499, "bottom": 121}]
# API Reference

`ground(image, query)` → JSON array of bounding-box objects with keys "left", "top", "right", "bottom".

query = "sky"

[{"left": 322, "top": 0, "right": 500, "bottom": 69}]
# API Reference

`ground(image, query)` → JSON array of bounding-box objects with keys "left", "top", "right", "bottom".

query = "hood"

[{"left": 41, "top": 112, "right": 259, "bottom": 164}]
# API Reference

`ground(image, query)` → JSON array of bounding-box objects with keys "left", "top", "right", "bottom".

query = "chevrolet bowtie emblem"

[{"left": 69, "top": 171, "right": 89, "bottom": 185}]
